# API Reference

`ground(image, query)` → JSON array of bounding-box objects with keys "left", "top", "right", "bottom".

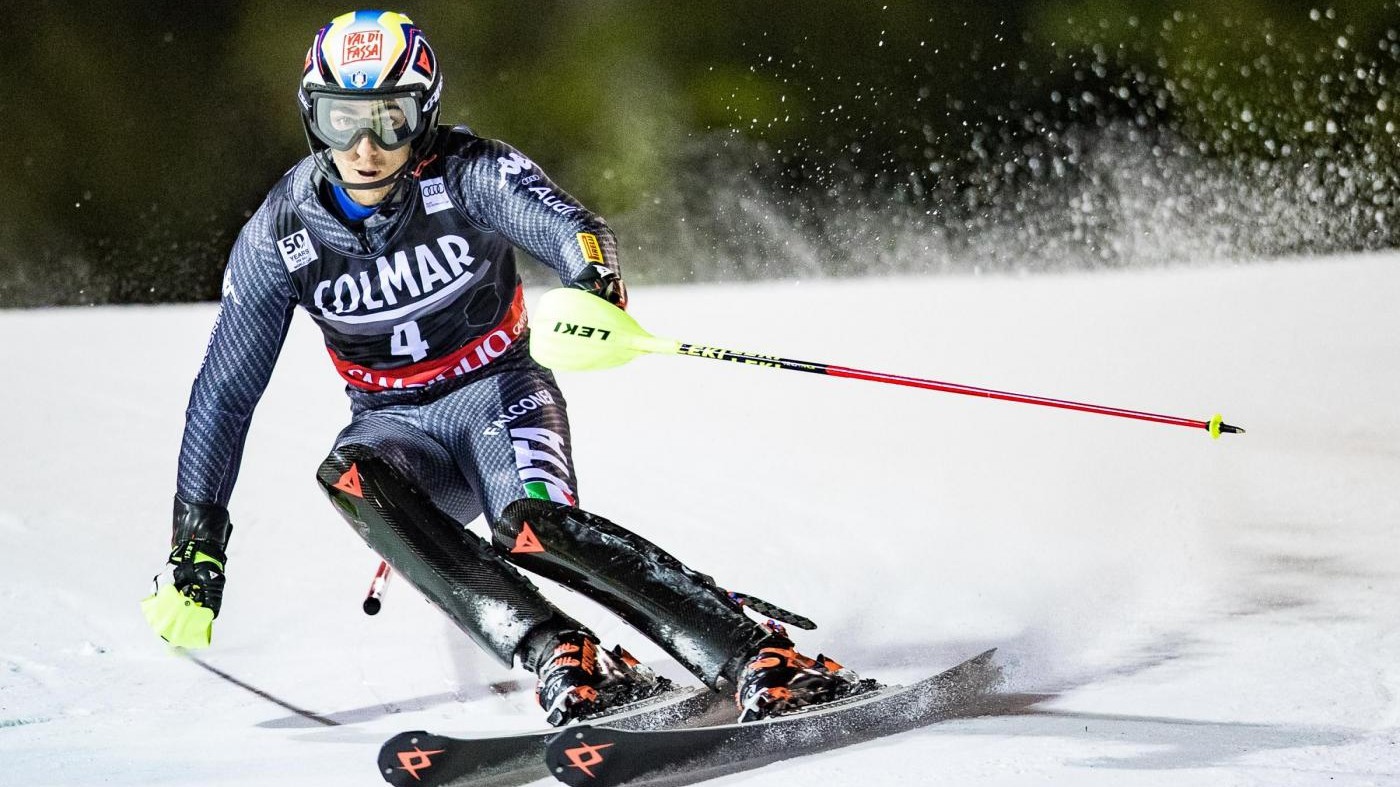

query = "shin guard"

[
  {"left": 495, "top": 498, "right": 773, "bottom": 687},
  {"left": 318, "top": 445, "right": 579, "bottom": 667}
]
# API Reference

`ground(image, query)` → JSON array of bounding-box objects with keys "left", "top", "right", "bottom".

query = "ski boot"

[
  {"left": 535, "top": 630, "right": 672, "bottom": 726},
  {"left": 734, "top": 636, "right": 865, "bottom": 722}
]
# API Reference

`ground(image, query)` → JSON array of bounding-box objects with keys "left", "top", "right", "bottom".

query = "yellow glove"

[{"left": 141, "top": 542, "right": 226, "bottom": 649}]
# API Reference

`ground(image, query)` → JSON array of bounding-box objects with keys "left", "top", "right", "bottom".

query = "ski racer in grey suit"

[{"left": 142, "top": 9, "right": 859, "bottom": 725}]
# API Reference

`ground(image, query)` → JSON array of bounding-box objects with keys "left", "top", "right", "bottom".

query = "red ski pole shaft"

[
  {"left": 673, "top": 343, "right": 1245, "bottom": 438},
  {"left": 363, "top": 560, "right": 391, "bottom": 615}
]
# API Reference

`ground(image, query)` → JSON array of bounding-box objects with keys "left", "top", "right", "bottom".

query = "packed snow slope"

[{"left": 2, "top": 254, "right": 1397, "bottom": 786}]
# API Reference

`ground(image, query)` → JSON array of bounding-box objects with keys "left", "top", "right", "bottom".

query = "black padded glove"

[{"left": 570, "top": 264, "right": 628, "bottom": 310}]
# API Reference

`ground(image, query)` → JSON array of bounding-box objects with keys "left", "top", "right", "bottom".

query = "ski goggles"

[{"left": 308, "top": 93, "right": 426, "bottom": 151}]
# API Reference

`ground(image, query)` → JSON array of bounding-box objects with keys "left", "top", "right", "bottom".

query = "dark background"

[{"left": 4, "top": 1, "right": 1397, "bottom": 307}]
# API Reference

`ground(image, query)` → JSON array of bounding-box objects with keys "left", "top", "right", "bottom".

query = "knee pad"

[
  {"left": 491, "top": 498, "right": 771, "bottom": 687},
  {"left": 317, "top": 445, "right": 580, "bottom": 667}
]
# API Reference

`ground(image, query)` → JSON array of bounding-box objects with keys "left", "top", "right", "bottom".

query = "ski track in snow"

[{"left": 1, "top": 256, "right": 1397, "bottom": 785}]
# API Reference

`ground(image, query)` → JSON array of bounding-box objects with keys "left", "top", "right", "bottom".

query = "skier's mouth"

[{"left": 355, "top": 168, "right": 381, "bottom": 179}]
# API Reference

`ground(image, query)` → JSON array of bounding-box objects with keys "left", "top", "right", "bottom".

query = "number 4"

[{"left": 391, "top": 320, "right": 430, "bottom": 362}]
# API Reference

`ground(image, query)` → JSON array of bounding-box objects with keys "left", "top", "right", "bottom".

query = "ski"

[
  {"left": 378, "top": 685, "right": 733, "bottom": 787},
  {"left": 542, "top": 649, "right": 1000, "bottom": 787}
]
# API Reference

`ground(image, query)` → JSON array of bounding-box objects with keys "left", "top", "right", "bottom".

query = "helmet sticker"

[
  {"left": 412, "top": 42, "right": 434, "bottom": 79},
  {"left": 423, "top": 79, "right": 442, "bottom": 112},
  {"left": 319, "top": 11, "right": 412, "bottom": 90},
  {"left": 341, "top": 30, "right": 384, "bottom": 65}
]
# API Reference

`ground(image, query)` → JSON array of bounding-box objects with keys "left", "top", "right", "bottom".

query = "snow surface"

[{"left": 2, "top": 255, "right": 1397, "bottom": 785}]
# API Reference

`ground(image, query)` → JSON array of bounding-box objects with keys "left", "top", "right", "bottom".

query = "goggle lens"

[{"left": 312, "top": 95, "right": 423, "bottom": 151}]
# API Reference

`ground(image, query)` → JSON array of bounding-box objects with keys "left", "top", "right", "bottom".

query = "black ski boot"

[
  {"left": 734, "top": 637, "right": 865, "bottom": 722},
  {"left": 535, "top": 630, "right": 672, "bottom": 726}
]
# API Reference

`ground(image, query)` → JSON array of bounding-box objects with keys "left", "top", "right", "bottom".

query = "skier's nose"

[{"left": 351, "top": 134, "right": 383, "bottom": 160}]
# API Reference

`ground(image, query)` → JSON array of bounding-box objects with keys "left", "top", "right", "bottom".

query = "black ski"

[
  {"left": 542, "top": 649, "right": 1000, "bottom": 787},
  {"left": 378, "top": 686, "right": 733, "bottom": 787}
]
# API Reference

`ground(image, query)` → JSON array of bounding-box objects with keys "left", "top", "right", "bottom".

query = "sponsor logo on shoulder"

[
  {"left": 277, "top": 229, "right": 318, "bottom": 272},
  {"left": 494, "top": 153, "right": 578, "bottom": 215},
  {"left": 527, "top": 186, "right": 579, "bottom": 216},
  {"left": 419, "top": 177, "right": 452, "bottom": 215},
  {"left": 497, "top": 152, "right": 533, "bottom": 183}
]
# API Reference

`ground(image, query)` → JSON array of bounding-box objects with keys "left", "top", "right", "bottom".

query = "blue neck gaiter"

[{"left": 331, "top": 183, "right": 379, "bottom": 223}]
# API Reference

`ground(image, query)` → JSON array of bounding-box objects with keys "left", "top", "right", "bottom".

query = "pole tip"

[
  {"left": 362, "top": 597, "right": 381, "bottom": 616},
  {"left": 1208, "top": 414, "right": 1245, "bottom": 439}
]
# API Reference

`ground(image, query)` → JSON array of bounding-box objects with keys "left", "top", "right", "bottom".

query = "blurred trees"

[{"left": 3, "top": 0, "right": 1396, "bottom": 306}]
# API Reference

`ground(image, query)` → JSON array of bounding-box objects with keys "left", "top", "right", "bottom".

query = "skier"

[{"left": 141, "top": 10, "right": 859, "bottom": 726}]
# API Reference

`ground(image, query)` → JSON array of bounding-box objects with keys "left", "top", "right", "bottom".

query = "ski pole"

[
  {"left": 363, "top": 560, "right": 391, "bottom": 615},
  {"left": 529, "top": 288, "right": 1244, "bottom": 439}
]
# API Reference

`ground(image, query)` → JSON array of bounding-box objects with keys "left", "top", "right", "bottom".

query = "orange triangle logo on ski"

[
  {"left": 512, "top": 521, "right": 545, "bottom": 554},
  {"left": 334, "top": 464, "right": 364, "bottom": 498}
]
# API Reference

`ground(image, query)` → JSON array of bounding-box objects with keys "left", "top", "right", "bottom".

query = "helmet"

[{"left": 298, "top": 10, "right": 443, "bottom": 189}]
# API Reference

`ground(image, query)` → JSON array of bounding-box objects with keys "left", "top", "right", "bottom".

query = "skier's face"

[{"left": 329, "top": 133, "right": 411, "bottom": 204}]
